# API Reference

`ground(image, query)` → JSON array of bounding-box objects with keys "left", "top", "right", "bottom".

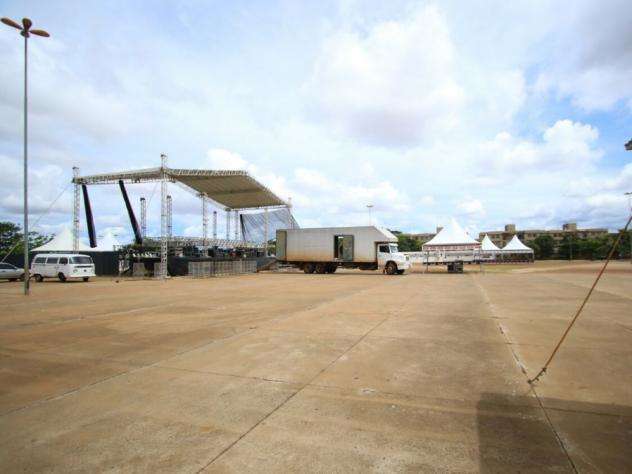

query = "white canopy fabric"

[
  {"left": 502, "top": 235, "right": 534, "bottom": 253},
  {"left": 481, "top": 234, "right": 501, "bottom": 251},
  {"left": 33, "top": 227, "right": 91, "bottom": 252},
  {"left": 33, "top": 228, "right": 122, "bottom": 252},
  {"left": 423, "top": 219, "right": 480, "bottom": 247},
  {"left": 93, "top": 232, "right": 122, "bottom": 251}
]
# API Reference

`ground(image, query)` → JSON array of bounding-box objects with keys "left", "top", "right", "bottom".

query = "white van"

[{"left": 31, "top": 254, "right": 96, "bottom": 282}]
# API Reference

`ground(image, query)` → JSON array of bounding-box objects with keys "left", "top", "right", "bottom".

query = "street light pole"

[
  {"left": 367, "top": 204, "right": 374, "bottom": 225},
  {"left": 1, "top": 17, "right": 50, "bottom": 295},
  {"left": 625, "top": 192, "right": 632, "bottom": 264}
]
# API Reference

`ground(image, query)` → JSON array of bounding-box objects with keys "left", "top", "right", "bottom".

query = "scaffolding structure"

[
  {"left": 72, "top": 155, "right": 292, "bottom": 280},
  {"left": 212, "top": 210, "right": 217, "bottom": 239},
  {"left": 72, "top": 167, "right": 80, "bottom": 252},
  {"left": 140, "top": 197, "right": 147, "bottom": 238}
]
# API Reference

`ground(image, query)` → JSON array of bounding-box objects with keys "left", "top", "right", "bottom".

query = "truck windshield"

[
  {"left": 71, "top": 256, "right": 93, "bottom": 264},
  {"left": 389, "top": 244, "right": 399, "bottom": 253}
]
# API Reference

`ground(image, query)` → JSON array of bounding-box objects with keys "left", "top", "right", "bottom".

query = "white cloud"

[
  {"left": 533, "top": 0, "right": 632, "bottom": 111},
  {"left": 457, "top": 198, "right": 485, "bottom": 217},
  {"left": 206, "top": 148, "right": 250, "bottom": 170},
  {"left": 480, "top": 119, "right": 602, "bottom": 172},
  {"left": 305, "top": 5, "right": 464, "bottom": 146}
]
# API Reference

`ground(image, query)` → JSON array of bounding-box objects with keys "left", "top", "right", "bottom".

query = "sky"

[{"left": 1, "top": 0, "right": 631, "bottom": 243}]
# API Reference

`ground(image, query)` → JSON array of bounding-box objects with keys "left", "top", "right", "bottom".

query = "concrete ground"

[{"left": 0, "top": 261, "right": 630, "bottom": 472}]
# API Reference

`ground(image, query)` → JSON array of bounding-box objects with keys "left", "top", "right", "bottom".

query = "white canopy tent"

[
  {"left": 33, "top": 228, "right": 122, "bottom": 252},
  {"left": 502, "top": 235, "right": 534, "bottom": 253},
  {"left": 33, "top": 228, "right": 91, "bottom": 252},
  {"left": 422, "top": 219, "right": 481, "bottom": 251},
  {"left": 481, "top": 234, "right": 501, "bottom": 252}
]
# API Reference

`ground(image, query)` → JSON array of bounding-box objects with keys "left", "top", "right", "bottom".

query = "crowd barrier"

[{"left": 188, "top": 260, "right": 257, "bottom": 278}]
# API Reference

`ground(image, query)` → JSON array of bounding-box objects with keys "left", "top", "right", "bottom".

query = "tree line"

[
  {"left": 525, "top": 233, "right": 631, "bottom": 260},
  {"left": 396, "top": 232, "right": 632, "bottom": 260},
  {"left": 0, "top": 221, "right": 52, "bottom": 258}
]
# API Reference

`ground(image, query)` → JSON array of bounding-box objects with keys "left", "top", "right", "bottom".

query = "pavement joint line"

[
  {"left": 0, "top": 327, "right": 259, "bottom": 418},
  {"left": 0, "top": 277, "right": 396, "bottom": 419},
  {"left": 538, "top": 274, "right": 632, "bottom": 301},
  {"left": 155, "top": 365, "right": 297, "bottom": 386},
  {"left": 471, "top": 274, "right": 579, "bottom": 474},
  {"left": 196, "top": 279, "right": 415, "bottom": 472}
]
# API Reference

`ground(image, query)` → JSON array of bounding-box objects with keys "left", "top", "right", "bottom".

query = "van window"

[
  {"left": 34, "top": 257, "right": 46, "bottom": 264},
  {"left": 59, "top": 257, "right": 68, "bottom": 265},
  {"left": 378, "top": 244, "right": 390, "bottom": 253},
  {"left": 46, "top": 257, "right": 59, "bottom": 264},
  {"left": 71, "top": 256, "right": 93, "bottom": 264}
]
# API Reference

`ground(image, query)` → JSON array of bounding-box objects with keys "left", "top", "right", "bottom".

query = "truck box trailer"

[{"left": 276, "top": 226, "right": 410, "bottom": 275}]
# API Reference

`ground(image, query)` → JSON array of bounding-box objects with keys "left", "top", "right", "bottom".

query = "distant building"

[{"left": 478, "top": 223, "right": 608, "bottom": 249}]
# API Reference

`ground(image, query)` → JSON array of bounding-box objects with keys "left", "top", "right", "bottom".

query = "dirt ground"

[{"left": 1, "top": 261, "right": 630, "bottom": 472}]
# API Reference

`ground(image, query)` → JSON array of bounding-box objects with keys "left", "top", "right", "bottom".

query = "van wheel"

[
  {"left": 58, "top": 273, "right": 67, "bottom": 282},
  {"left": 385, "top": 262, "right": 397, "bottom": 275},
  {"left": 315, "top": 263, "right": 327, "bottom": 274},
  {"left": 34, "top": 274, "right": 43, "bottom": 282},
  {"left": 82, "top": 277, "right": 90, "bottom": 282},
  {"left": 303, "top": 263, "right": 315, "bottom": 274}
]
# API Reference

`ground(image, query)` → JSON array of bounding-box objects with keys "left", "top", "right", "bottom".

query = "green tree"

[
  {"left": 532, "top": 234, "right": 555, "bottom": 259},
  {"left": 0, "top": 221, "right": 51, "bottom": 258},
  {"left": 397, "top": 234, "right": 422, "bottom": 252}
]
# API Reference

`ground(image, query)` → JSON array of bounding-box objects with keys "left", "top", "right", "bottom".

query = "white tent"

[
  {"left": 423, "top": 219, "right": 481, "bottom": 249},
  {"left": 502, "top": 235, "right": 533, "bottom": 253},
  {"left": 33, "top": 228, "right": 122, "bottom": 252},
  {"left": 32, "top": 227, "right": 91, "bottom": 252},
  {"left": 93, "top": 231, "right": 122, "bottom": 251},
  {"left": 481, "top": 234, "right": 501, "bottom": 252}
]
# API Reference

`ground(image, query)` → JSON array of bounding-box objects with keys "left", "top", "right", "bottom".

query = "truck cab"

[{"left": 377, "top": 243, "right": 410, "bottom": 274}]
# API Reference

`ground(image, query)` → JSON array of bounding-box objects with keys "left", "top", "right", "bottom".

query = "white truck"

[{"left": 276, "top": 226, "right": 410, "bottom": 275}]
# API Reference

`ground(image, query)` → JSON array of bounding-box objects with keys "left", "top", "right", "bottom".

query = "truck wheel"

[
  {"left": 303, "top": 263, "right": 315, "bottom": 274},
  {"left": 58, "top": 273, "right": 67, "bottom": 282},
  {"left": 83, "top": 277, "right": 90, "bottom": 282},
  {"left": 396, "top": 270, "right": 405, "bottom": 275},
  {"left": 385, "top": 262, "right": 397, "bottom": 275},
  {"left": 34, "top": 274, "right": 43, "bottom": 282},
  {"left": 326, "top": 264, "right": 337, "bottom": 273},
  {"left": 315, "top": 263, "right": 327, "bottom": 274}
]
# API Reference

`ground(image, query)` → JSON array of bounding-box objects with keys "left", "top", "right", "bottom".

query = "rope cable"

[
  {"left": 1, "top": 182, "right": 72, "bottom": 262},
  {"left": 528, "top": 214, "right": 632, "bottom": 384}
]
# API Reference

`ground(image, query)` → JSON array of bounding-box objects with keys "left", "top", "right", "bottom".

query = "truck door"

[
  {"left": 276, "top": 230, "right": 287, "bottom": 260},
  {"left": 334, "top": 235, "right": 354, "bottom": 261}
]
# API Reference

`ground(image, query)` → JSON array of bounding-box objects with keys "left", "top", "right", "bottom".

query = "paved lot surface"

[{"left": 0, "top": 262, "right": 630, "bottom": 472}]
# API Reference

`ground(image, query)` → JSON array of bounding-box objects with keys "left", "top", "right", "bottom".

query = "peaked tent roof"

[
  {"left": 502, "top": 235, "right": 534, "bottom": 252},
  {"left": 481, "top": 234, "right": 501, "bottom": 251},
  {"left": 33, "top": 227, "right": 91, "bottom": 252},
  {"left": 93, "top": 231, "right": 122, "bottom": 251},
  {"left": 423, "top": 219, "right": 481, "bottom": 247}
]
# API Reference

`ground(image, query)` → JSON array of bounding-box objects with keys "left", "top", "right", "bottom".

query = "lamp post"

[
  {"left": 366, "top": 204, "right": 374, "bottom": 225},
  {"left": 625, "top": 192, "right": 632, "bottom": 264},
  {"left": 2, "top": 17, "right": 50, "bottom": 295}
]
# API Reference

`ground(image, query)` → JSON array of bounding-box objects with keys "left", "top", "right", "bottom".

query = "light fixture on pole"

[
  {"left": 2, "top": 17, "right": 50, "bottom": 296},
  {"left": 366, "top": 204, "right": 374, "bottom": 225}
]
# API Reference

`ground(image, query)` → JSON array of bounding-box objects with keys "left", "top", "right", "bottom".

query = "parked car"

[
  {"left": 30, "top": 254, "right": 96, "bottom": 282},
  {"left": 0, "top": 262, "right": 25, "bottom": 281}
]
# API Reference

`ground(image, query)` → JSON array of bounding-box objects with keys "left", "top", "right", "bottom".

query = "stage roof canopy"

[{"left": 74, "top": 167, "right": 287, "bottom": 209}]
